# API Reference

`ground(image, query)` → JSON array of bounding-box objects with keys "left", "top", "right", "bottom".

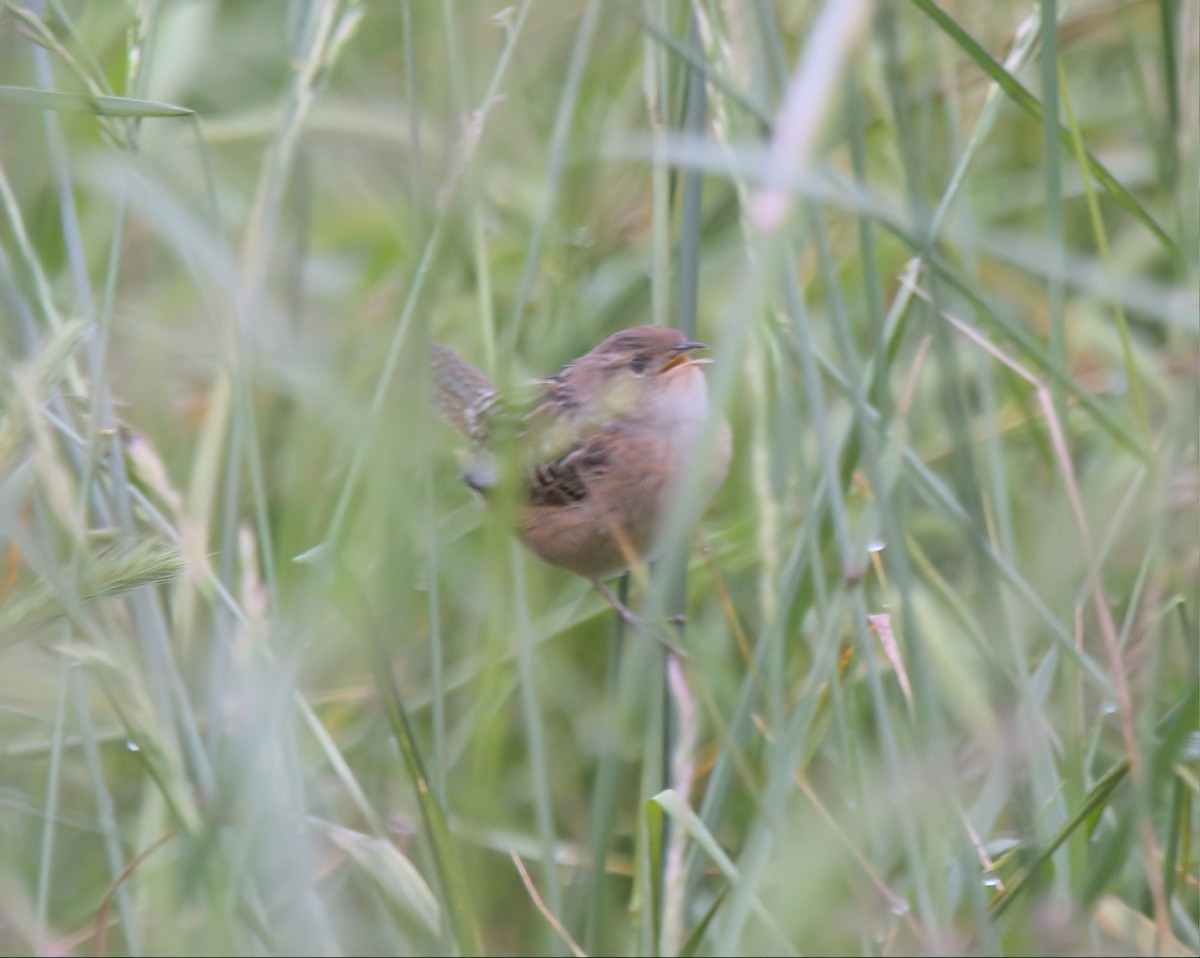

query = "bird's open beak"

[{"left": 658, "top": 341, "right": 711, "bottom": 374}]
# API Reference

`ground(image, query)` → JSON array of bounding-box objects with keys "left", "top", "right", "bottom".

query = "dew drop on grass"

[
  {"left": 125, "top": 741, "right": 141, "bottom": 752},
  {"left": 889, "top": 898, "right": 910, "bottom": 917},
  {"left": 1181, "top": 732, "right": 1200, "bottom": 761}
]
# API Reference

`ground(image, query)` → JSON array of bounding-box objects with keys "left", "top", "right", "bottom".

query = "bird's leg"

[
  {"left": 591, "top": 580, "right": 689, "bottom": 659},
  {"left": 604, "top": 524, "right": 685, "bottom": 627},
  {"left": 593, "top": 579, "right": 643, "bottom": 629}
]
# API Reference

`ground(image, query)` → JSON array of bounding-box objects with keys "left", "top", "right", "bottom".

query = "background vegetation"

[{"left": 0, "top": 1, "right": 1196, "bottom": 955}]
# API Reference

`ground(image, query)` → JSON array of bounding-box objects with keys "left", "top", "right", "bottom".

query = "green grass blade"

[
  {"left": 0, "top": 84, "right": 192, "bottom": 117},
  {"left": 369, "top": 614, "right": 483, "bottom": 956},
  {"left": 913, "top": 0, "right": 1178, "bottom": 259}
]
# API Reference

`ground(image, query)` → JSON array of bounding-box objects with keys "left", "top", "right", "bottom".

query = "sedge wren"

[{"left": 431, "top": 325, "right": 730, "bottom": 626}]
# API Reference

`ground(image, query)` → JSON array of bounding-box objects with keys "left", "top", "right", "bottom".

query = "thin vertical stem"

[{"left": 1040, "top": 0, "right": 1066, "bottom": 424}]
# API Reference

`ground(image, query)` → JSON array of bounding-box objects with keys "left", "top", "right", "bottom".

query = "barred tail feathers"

[{"left": 430, "top": 342, "right": 496, "bottom": 439}]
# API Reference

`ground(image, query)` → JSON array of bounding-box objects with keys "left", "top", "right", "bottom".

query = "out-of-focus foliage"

[{"left": 0, "top": 1, "right": 1195, "bottom": 955}]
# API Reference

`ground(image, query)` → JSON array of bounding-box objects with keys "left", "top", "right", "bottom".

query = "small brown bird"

[{"left": 431, "top": 325, "right": 730, "bottom": 626}]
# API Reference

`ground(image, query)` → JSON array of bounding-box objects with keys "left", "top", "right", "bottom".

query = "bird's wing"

[
  {"left": 526, "top": 433, "right": 611, "bottom": 507},
  {"left": 431, "top": 345, "right": 612, "bottom": 504}
]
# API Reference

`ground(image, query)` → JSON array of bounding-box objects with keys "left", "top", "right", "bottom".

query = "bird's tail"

[{"left": 430, "top": 342, "right": 497, "bottom": 440}]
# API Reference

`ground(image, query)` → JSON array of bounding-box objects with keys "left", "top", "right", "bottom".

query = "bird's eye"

[{"left": 630, "top": 356, "right": 647, "bottom": 375}]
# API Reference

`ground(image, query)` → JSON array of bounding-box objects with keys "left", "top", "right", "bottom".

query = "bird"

[{"left": 430, "top": 325, "right": 731, "bottom": 628}]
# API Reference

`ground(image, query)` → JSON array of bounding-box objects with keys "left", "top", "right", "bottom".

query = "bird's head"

[{"left": 563, "top": 326, "right": 712, "bottom": 422}]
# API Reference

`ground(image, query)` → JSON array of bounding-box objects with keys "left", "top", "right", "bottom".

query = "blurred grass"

[{"left": 1, "top": 1, "right": 1197, "bottom": 955}]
